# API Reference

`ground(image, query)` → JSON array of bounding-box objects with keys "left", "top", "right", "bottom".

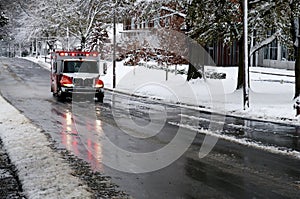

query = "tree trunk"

[
  {"left": 295, "top": 18, "right": 300, "bottom": 98},
  {"left": 187, "top": 63, "right": 202, "bottom": 81},
  {"left": 295, "top": 48, "right": 300, "bottom": 98},
  {"left": 81, "top": 35, "right": 86, "bottom": 51},
  {"left": 237, "top": 36, "right": 245, "bottom": 89},
  {"left": 294, "top": 18, "right": 300, "bottom": 99},
  {"left": 186, "top": 41, "right": 203, "bottom": 81}
]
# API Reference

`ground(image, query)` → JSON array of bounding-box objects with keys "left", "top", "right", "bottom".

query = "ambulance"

[{"left": 50, "top": 51, "right": 106, "bottom": 102}]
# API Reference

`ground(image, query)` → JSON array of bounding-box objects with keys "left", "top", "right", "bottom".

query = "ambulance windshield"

[{"left": 63, "top": 61, "right": 99, "bottom": 73}]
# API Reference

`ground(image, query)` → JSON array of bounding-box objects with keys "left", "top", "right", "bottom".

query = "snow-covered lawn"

[
  {"left": 100, "top": 61, "right": 298, "bottom": 124},
  {"left": 26, "top": 56, "right": 299, "bottom": 124}
]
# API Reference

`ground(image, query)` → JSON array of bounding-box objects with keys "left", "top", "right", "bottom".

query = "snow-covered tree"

[
  {"left": 86, "top": 21, "right": 109, "bottom": 52},
  {"left": 36, "top": 0, "right": 107, "bottom": 50},
  {"left": 249, "top": 0, "right": 300, "bottom": 98},
  {"left": 187, "top": 0, "right": 244, "bottom": 85},
  {"left": 0, "top": 5, "right": 8, "bottom": 27},
  {"left": 0, "top": 3, "right": 8, "bottom": 39},
  {"left": 130, "top": 0, "right": 187, "bottom": 29},
  {"left": 4, "top": 0, "right": 134, "bottom": 51},
  {"left": 1, "top": 0, "right": 55, "bottom": 45},
  {"left": 187, "top": 0, "right": 300, "bottom": 92},
  {"left": 284, "top": 1, "right": 300, "bottom": 98}
]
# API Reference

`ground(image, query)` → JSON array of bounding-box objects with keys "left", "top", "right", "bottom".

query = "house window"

[
  {"left": 165, "top": 18, "right": 170, "bottom": 27},
  {"left": 206, "top": 42, "right": 216, "bottom": 65},
  {"left": 131, "top": 18, "right": 135, "bottom": 30},
  {"left": 264, "top": 31, "right": 278, "bottom": 60},
  {"left": 208, "top": 45, "right": 214, "bottom": 61},
  {"left": 269, "top": 40, "right": 278, "bottom": 60},
  {"left": 229, "top": 41, "right": 239, "bottom": 66},
  {"left": 235, "top": 42, "right": 239, "bottom": 65},
  {"left": 264, "top": 47, "right": 269, "bottom": 59},
  {"left": 281, "top": 46, "right": 295, "bottom": 61},
  {"left": 154, "top": 19, "right": 159, "bottom": 28},
  {"left": 281, "top": 46, "right": 288, "bottom": 61},
  {"left": 264, "top": 40, "right": 277, "bottom": 60}
]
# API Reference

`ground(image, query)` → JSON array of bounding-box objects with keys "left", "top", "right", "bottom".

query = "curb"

[{"left": 105, "top": 87, "right": 300, "bottom": 127}]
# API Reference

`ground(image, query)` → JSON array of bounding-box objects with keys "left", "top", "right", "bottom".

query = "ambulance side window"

[
  {"left": 58, "top": 61, "right": 64, "bottom": 73},
  {"left": 53, "top": 63, "right": 57, "bottom": 73}
]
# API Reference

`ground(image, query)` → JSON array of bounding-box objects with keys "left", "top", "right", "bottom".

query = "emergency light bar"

[{"left": 57, "top": 51, "right": 98, "bottom": 57}]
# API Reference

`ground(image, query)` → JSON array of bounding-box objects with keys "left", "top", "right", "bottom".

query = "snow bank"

[
  {"left": 170, "top": 119, "right": 300, "bottom": 160},
  {"left": 0, "top": 95, "right": 92, "bottom": 199}
]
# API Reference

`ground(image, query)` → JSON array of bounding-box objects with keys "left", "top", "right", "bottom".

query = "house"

[
  {"left": 122, "top": 4, "right": 241, "bottom": 67},
  {"left": 119, "top": 4, "right": 188, "bottom": 65},
  {"left": 205, "top": 41, "right": 240, "bottom": 66},
  {"left": 123, "top": 6, "right": 186, "bottom": 32},
  {"left": 121, "top": 2, "right": 297, "bottom": 70},
  {"left": 256, "top": 33, "right": 296, "bottom": 70}
]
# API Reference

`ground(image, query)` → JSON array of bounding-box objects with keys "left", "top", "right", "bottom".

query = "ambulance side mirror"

[
  {"left": 103, "top": 62, "right": 107, "bottom": 75},
  {"left": 53, "top": 63, "right": 57, "bottom": 73},
  {"left": 99, "top": 61, "right": 107, "bottom": 75}
]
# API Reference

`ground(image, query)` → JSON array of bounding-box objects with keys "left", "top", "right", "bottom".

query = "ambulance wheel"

[
  {"left": 57, "top": 89, "right": 66, "bottom": 102},
  {"left": 96, "top": 93, "right": 104, "bottom": 103}
]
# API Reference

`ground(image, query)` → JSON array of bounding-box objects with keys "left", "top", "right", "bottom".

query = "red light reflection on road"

[{"left": 60, "top": 110, "right": 104, "bottom": 171}]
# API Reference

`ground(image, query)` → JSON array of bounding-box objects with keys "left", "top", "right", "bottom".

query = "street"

[{"left": 0, "top": 57, "right": 299, "bottom": 198}]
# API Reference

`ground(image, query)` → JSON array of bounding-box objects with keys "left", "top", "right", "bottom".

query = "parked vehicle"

[{"left": 50, "top": 51, "right": 106, "bottom": 102}]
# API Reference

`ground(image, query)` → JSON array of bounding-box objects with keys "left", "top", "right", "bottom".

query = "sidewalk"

[
  {"left": 250, "top": 66, "right": 295, "bottom": 77},
  {"left": 0, "top": 94, "right": 92, "bottom": 198}
]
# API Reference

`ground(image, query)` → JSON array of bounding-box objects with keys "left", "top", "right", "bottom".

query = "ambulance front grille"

[{"left": 73, "top": 78, "right": 94, "bottom": 87}]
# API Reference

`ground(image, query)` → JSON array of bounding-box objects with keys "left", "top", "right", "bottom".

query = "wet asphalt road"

[{"left": 0, "top": 57, "right": 299, "bottom": 199}]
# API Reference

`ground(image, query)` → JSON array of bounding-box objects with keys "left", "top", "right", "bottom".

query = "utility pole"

[
  {"left": 8, "top": 42, "right": 10, "bottom": 57},
  {"left": 35, "top": 38, "right": 38, "bottom": 57},
  {"left": 112, "top": 1, "right": 117, "bottom": 89},
  {"left": 243, "top": 0, "right": 249, "bottom": 110},
  {"left": 19, "top": 42, "right": 22, "bottom": 57},
  {"left": 67, "top": 27, "right": 70, "bottom": 51}
]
